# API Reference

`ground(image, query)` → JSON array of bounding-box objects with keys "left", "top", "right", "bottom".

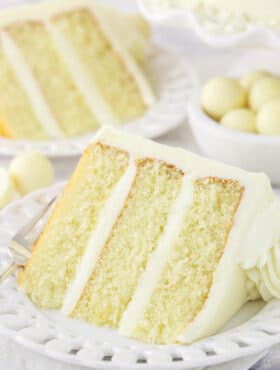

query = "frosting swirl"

[{"left": 239, "top": 202, "right": 280, "bottom": 301}]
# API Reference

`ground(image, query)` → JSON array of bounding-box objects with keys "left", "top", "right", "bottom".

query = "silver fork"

[{"left": 0, "top": 196, "right": 57, "bottom": 284}]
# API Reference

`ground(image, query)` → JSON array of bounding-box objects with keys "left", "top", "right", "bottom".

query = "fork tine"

[
  {"left": 0, "top": 195, "right": 58, "bottom": 285},
  {"left": 0, "top": 262, "right": 18, "bottom": 284},
  {"left": 14, "top": 196, "right": 57, "bottom": 242},
  {"left": 9, "top": 240, "right": 32, "bottom": 259}
]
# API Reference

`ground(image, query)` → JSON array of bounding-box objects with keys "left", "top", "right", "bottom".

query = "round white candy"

[
  {"left": 221, "top": 108, "right": 256, "bottom": 133},
  {"left": 201, "top": 77, "right": 247, "bottom": 121},
  {"left": 9, "top": 152, "right": 54, "bottom": 195},
  {"left": 0, "top": 167, "right": 14, "bottom": 208},
  {"left": 257, "top": 97, "right": 280, "bottom": 135},
  {"left": 249, "top": 76, "right": 280, "bottom": 112},
  {"left": 240, "top": 69, "right": 271, "bottom": 90}
]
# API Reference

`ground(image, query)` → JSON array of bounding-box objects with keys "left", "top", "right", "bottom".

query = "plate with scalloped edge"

[
  {"left": 0, "top": 46, "right": 197, "bottom": 158},
  {"left": 138, "top": 0, "right": 280, "bottom": 49},
  {"left": 0, "top": 184, "right": 280, "bottom": 370}
]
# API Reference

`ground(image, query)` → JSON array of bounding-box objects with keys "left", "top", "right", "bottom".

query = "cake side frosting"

[{"left": 240, "top": 202, "right": 280, "bottom": 301}]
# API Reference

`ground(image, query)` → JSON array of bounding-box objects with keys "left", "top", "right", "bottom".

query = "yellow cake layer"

[
  {"left": 54, "top": 9, "right": 147, "bottom": 122},
  {"left": 19, "top": 143, "right": 129, "bottom": 308},
  {"left": 71, "top": 159, "right": 183, "bottom": 327},
  {"left": 132, "top": 177, "right": 244, "bottom": 344},
  {"left": 7, "top": 21, "right": 99, "bottom": 137},
  {"left": 0, "top": 41, "right": 48, "bottom": 140}
]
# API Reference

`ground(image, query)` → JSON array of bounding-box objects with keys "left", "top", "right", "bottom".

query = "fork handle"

[{"left": 0, "top": 262, "right": 18, "bottom": 284}]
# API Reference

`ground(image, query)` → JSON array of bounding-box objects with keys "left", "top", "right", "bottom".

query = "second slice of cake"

[{"left": 0, "top": 0, "right": 155, "bottom": 140}]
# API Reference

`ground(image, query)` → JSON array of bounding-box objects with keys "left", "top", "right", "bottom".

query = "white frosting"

[
  {"left": 1, "top": 32, "right": 64, "bottom": 139},
  {"left": 239, "top": 201, "right": 280, "bottom": 269},
  {"left": 62, "top": 159, "right": 137, "bottom": 316},
  {"left": 261, "top": 248, "right": 280, "bottom": 298},
  {"left": 240, "top": 202, "right": 280, "bottom": 301},
  {"left": 46, "top": 22, "right": 118, "bottom": 126},
  {"left": 119, "top": 174, "right": 194, "bottom": 336},
  {"left": 94, "top": 127, "right": 274, "bottom": 191}
]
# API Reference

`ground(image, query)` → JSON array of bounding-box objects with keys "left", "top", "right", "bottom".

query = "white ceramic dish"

[
  {"left": 138, "top": 0, "right": 280, "bottom": 48},
  {"left": 1, "top": 184, "right": 280, "bottom": 369},
  {"left": 187, "top": 49, "right": 280, "bottom": 185},
  {"left": 0, "top": 46, "right": 197, "bottom": 158}
]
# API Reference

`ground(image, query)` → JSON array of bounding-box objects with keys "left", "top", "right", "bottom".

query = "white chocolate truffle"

[
  {"left": 9, "top": 152, "right": 54, "bottom": 195},
  {"left": 0, "top": 167, "right": 14, "bottom": 208},
  {"left": 221, "top": 108, "right": 256, "bottom": 133},
  {"left": 240, "top": 70, "right": 271, "bottom": 90},
  {"left": 257, "top": 97, "right": 280, "bottom": 135},
  {"left": 201, "top": 77, "right": 247, "bottom": 121},
  {"left": 249, "top": 76, "right": 280, "bottom": 112}
]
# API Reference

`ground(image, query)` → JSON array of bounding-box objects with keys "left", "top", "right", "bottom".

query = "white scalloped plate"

[
  {"left": 0, "top": 46, "right": 197, "bottom": 158},
  {"left": 138, "top": 0, "right": 280, "bottom": 49},
  {"left": 1, "top": 184, "right": 280, "bottom": 369}
]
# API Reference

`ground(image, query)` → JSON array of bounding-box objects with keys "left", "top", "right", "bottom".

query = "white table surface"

[{"left": 0, "top": 1, "right": 280, "bottom": 369}]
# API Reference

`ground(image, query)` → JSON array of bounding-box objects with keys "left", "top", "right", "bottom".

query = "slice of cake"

[
  {"left": 0, "top": 0, "right": 154, "bottom": 140},
  {"left": 19, "top": 127, "right": 280, "bottom": 344}
]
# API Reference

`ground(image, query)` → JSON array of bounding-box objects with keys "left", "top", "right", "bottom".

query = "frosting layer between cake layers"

[{"left": 62, "top": 159, "right": 137, "bottom": 315}]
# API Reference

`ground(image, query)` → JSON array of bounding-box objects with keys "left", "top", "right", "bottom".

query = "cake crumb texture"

[
  {"left": 19, "top": 143, "right": 129, "bottom": 308},
  {"left": 7, "top": 21, "right": 99, "bottom": 136},
  {"left": 0, "top": 40, "right": 48, "bottom": 140},
  {"left": 132, "top": 177, "right": 243, "bottom": 344},
  {"left": 54, "top": 8, "right": 147, "bottom": 122},
  {"left": 71, "top": 159, "right": 183, "bottom": 327}
]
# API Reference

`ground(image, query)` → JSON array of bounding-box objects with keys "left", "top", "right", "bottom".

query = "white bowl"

[
  {"left": 188, "top": 101, "right": 280, "bottom": 184},
  {"left": 138, "top": 0, "right": 280, "bottom": 49},
  {"left": 187, "top": 49, "right": 280, "bottom": 185}
]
